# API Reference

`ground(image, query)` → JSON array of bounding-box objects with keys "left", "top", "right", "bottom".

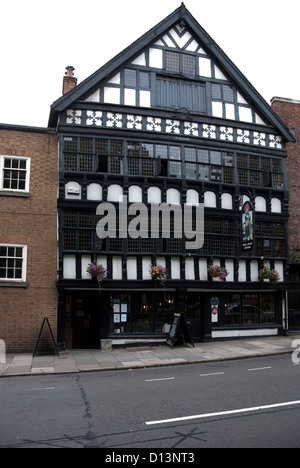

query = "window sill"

[
  {"left": 0, "top": 281, "right": 28, "bottom": 289},
  {"left": 0, "top": 191, "right": 30, "bottom": 198}
]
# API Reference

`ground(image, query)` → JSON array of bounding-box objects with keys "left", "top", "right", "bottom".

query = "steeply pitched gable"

[{"left": 48, "top": 3, "right": 294, "bottom": 143}]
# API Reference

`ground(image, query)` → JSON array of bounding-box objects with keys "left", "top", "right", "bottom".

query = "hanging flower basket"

[
  {"left": 259, "top": 267, "right": 280, "bottom": 284},
  {"left": 87, "top": 263, "right": 108, "bottom": 288},
  {"left": 150, "top": 265, "right": 168, "bottom": 286},
  {"left": 208, "top": 265, "right": 229, "bottom": 282},
  {"left": 295, "top": 252, "right": 300, "bottom": 265}
]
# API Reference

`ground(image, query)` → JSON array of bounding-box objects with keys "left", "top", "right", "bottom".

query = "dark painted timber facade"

[{"left": 49, "top": 4, "right": 295, "bottom": 349}]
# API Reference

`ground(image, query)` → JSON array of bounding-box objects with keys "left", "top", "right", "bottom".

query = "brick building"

[
  {"left": 0, "top": 124, "right": 58, "bottom": 352},
  {"left": 271, "top": 97, "right": 300, "bottom": 331},
  {"left": 1, "top": 5, "right": 297, "bottom": 352}
]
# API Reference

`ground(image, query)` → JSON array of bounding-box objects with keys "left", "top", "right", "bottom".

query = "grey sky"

[{"left": 0, "top": 0, "right": 299, "bottom": 127}]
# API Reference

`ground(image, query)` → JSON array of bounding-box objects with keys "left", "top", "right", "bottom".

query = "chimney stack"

[{"left": 63, "top": 66, "right": 77, "bottom": 95}]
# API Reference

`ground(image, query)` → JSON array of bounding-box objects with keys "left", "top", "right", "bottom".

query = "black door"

[{"left": 68, "top": 293, "right": 101, "bottom": 349}]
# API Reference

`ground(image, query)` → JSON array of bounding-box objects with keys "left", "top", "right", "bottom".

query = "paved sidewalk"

[{"left": 0, "top": 335, "right": 298, "bottom": 378}]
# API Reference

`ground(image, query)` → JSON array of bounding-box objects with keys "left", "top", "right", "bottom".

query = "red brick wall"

[
  {"left": 272, "top": 99, "right": 300, "bottom": 261},
  {"left": 0, "top": 127, "right": 58, "bottom": 352}
]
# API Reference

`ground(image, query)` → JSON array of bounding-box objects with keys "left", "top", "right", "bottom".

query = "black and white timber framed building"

[{"left": 49, "top": 4, "right": 295, "bottom": 348}]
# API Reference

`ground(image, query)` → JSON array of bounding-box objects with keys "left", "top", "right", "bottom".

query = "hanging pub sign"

[{"left": 242, "top": 201, "right": 255, "bottom": 252}]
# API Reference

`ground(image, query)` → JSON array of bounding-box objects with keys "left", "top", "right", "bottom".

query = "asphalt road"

[{"left": 0, "top": 355, "right": 299, "bottom": 449}]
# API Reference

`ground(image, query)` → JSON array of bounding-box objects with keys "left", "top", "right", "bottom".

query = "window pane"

[
  {"left": 223, "top": 85, "right": 234, "bottom": 102},
  {"left": 238, "top": 154, "right": 248, "bottom": 168},
  {"left": 80, "top": 138, "right": 93, "bottom": 153},
  {"left": 166, "top": 51, "right": 180, "bottom": 72},
  {"left": 223, "top": 153, "right": 234, "bottom": 166},
  {"left": 79, "top": 232, "right": 92, "bottom": 251},
  {"left": 198, "top": 150, "right": 209, "bottom": 163},
  {"left": 95, "top": 139, "right": 108, "bottom": 154},
  {"left": 128, "top": 142, "right": 140, "bottom": 156},
  {"left": 260, "top": 294, "right": 275, "bottom": 324},
  {"left": 111, "top": 141, "right": 123, "bottom": 155},
  {"left": 169, "top": 161, "right": 181, "bottom": 178},
  {"left": 0, "top": 247, "right": 7, "bottom": 257},
  {"left": 139, "top": 72, "right": 150, "bottom": 88},
  {"left": 156, "top": 145, "right": 168, "bottom": 159},
  {"left": 15, "top": 248, "right": 23, "bottom": 258},
  {"left": 182, "top": 54, "right": 196, "bottom": 75},
  {"left": 64, "top": 137, "right": 77, "bottom": 152},
  {"left": 142, "top": 144, "right": 154, "bottom": 158},
  {"left": 211, "top": 84, "right": 222, "bottom": 99},
  {"left": 185, "top": 148, "right": 197, "bottom": 162},
  {"left": 14, "top": 269, "right": 23, "bottom": 280},
  {"left": 225, "top": 295, "right": 241, "bottom": 325},
  {"left": 19, "top": 160, "right": 27, "bottom": 170},
  {"left": 223, "top": 167, "right": 234, "bottom": 184},
  {"left": 65, "top": 154, "right": 77, "bottom": 171},
  {"left": 186, "top": 163, "right": 197, "bottom": 180},
  {"left": 199, "top": 165, "right": 209, "bottom": 180},
  {"left": 211, "top": 166, "right": 221, "bottom": 182},
  {"left": 169, "top": 146, "right": 181, "bottom": 160},
  {"left": 64, "top": 231, "right": 76, "bottom": 250},
  {"left": 79, "top": 154, "right": 93, "bottom": 172},
  {"left": 125, "top": 69, "right": 137, "bottom": 87},
  {"left": 141, "top": 159, "right": 154, "bottom": 176},
  {"left": 238, "top": 169, "right": 248, "bottom": 185},
  {"left": 272, "top": 174, "right": 283, "bottom": 190},
  {"left": 8, "top": 247, "right": 15, "bottom": 257},
  {"left": 110, "top": 157, "right": 123, "bottom": 175},
  {"left": 128, "top": 158, "right": 140, "bottom": 176},
  {"left": 211, "top": 151, "right": 222, "bottom": 165},
  {"left": 242, "top": 295, "right": 258, "bottom": 325},
  {"left": 3, "top": 177, "right": 10, "bottom": 189},
  {"left": 131, "top": 294, "right": 152, "bottom": 333},
  {"left": 272, "top": 159, "right": 282, "bottom": 173},
  {"left": 79, "top": 212, "right": 93, "bottom": 228},
  {"left": 7, "top": 268, "right": 14, "bottom": 279}
]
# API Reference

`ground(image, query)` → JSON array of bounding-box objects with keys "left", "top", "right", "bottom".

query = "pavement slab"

[{"left": 0, "top": 334, "right": 297, "bottom": 377}]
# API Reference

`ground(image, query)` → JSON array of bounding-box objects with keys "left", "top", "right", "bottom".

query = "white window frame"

[
  {"left": 0, "top": 155, "right": 31, "bottom": 193},
  {"left": 0, "top": 244, "right": 27, "bottom": 282}
]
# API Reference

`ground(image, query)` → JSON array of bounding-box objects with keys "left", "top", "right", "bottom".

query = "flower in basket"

[
  {"left": 269, "top": 269, "right": 280, "bottom": 284},
  {"left": 259, "top": 266, "right": 280, "bottom": 284},
  {"left": 150, "top": 265, "right": 168, "bottom": 285},
  {"left": 295, "top": 252, "right": 300, "bottom": 265},
  {"left": 208, "top": 265, "right": 229, "bottom": 282},
  {"left": 259, "top": 266, "right": 271, "bottom": 281},
  {"left": 87, "top": 263, "right": 107, "bottom": 288}
]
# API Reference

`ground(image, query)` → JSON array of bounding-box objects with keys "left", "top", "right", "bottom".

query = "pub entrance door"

[{"left": 66, "top": 293, "right": 101, "bottom": 349}]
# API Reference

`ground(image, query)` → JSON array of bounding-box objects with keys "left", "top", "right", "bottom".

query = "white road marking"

[
  {"left": 145, "top": 378, "right": 175, "bottom": 382},
  {"left": 248, "top": 367, "right": 272, "bottom": 372},
  {"left": 200, "top": 372, "right": 225, "bottom": 377},
  {"left": 26, "top": 387, "right": 56, "bottom": 391},
  {"left": 145, "top": 400, "right": 300, "bottom": 426}
]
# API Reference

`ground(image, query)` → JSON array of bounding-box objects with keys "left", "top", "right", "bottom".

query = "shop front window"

[
  {"left": 110, "top": 293, "right": 174, "bottom": 335},
  {"left": 260, "top": 294, "right": 275, "bottom": 324},
  {"left": 225, "top": 294, "right": 275, "bottom": 326},
  {"left": 242, "top": 294, "right": 259, "bottom": 325},
  {"left": 225, "top": 294, "right": 241, "bottom": 325},
  {"left": 111, "top": 294, "right": 130, "bottom": 334},
  {"left": 185, "top": 294, "right": 201, "bottom": 321}
]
